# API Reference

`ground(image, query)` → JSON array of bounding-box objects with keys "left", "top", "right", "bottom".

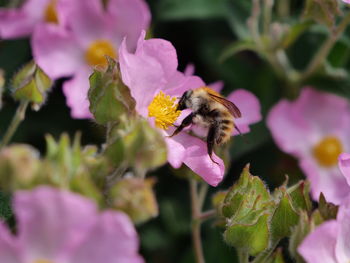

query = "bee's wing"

[{"left": 208, "top": 93, "right": 242, "bottom": 118}]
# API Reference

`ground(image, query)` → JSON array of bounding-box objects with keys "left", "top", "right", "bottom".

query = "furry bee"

[{"left": 169, "top": 87, "right": 242, "bottom": 164}]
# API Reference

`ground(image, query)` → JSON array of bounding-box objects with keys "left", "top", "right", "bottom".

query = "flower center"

[
  {"left": 312, "top": 136, "right": 343, "bottom": 167},
  {"left": 34, "top": 260, "right": 54, "bottom": 263},
  {"left": 85, "top": 40, "right": 117, "bottom": 67},
  {"left": 148, "top": 91, "right": 181, "bottom": 130},
  {"left": 44, "top": 0, "right": 58, "bottom": 24}
]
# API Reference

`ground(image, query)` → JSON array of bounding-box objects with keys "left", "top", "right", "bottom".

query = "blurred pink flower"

[
  {"left": 0, "top": 186, "right": 144, "bottom": 263},
  {"left": 343, "top": 0, "right": 350, "bottom": 4},
  {"left": 32, "top": 0, "right": 150, "bottom": 118},
  {"left": 267, "top": 87, "right": 350, "bottom": 204},
  {"left": 119, "top": 32, "right": 261, "bottom": 186},
  {"left": 0, "top": 0, "right": 69, "bottom": 39},
  {"left": 298, "top": 160, "right": 350, "bottom": 263}
]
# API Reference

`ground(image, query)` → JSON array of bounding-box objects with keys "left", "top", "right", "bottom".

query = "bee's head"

[{"left": 177, "top": 90, "right": 193, "bottom": 110}]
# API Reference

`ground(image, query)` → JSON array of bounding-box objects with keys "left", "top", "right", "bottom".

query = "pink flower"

[
  {"left": 119, "top": 32, "right": 261, "bottom": 186},
  {"left": 267, "top": 87, "right": 350, "bottom": 204},
  {"left": 343, "top": 0, "right": 350, "bottom": 4},
  {"left": 0, "top": 186, "right": 144, "bottom": 263},
  {"left": 0, "top": 0, "right": 69, "bottom": 39},
  {"left": 298, "top": 167, "right": 350, "bottom": 263},
  {"left": 32, "top": 0, "right": 150, "bottom": 118}
]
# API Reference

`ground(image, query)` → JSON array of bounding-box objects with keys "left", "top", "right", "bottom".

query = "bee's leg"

[
  {"left": 207, "top": 125, "right": 219, "bottom": 165},
  {"left": 168, "top": 113, "right": 194, "bottom": 138}
]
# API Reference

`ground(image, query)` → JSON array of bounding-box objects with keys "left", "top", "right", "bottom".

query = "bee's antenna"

[{"left": 235, "top": 124, "right": 250, "bottom": 144}]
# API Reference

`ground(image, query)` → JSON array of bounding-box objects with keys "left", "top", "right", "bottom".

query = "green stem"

[
  {"left": 252, "top": 240, "right": 280, "bottom": 263},
  {"left": 277, "top": 0, "right": 290, "bottom": 18},
  {"left": 190, "top": 179, "right": 205, "bottom": 263},
  {"left": 0, "top": 101, "right": 29, "bottom": 149},
  {"left": 248, "top": 0, "right": 263, "bottom": 49},
  {"left": 238, "top": 250, "right": 249, "bottom": 263},
  {"left": 301, "top": 12, "right": 350, "bottom": 82},
  {"left": 199, "top": 209, "right": 216, "bottom": 222},
  {"left": 263, "top": 0, "right": 274, "bottom": 35}
]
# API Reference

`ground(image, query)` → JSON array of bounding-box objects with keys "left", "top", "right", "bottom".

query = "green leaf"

[
  {"left": 287, "top": 180, "right": 312, "bottom": 212},
  {"left": 224, "top": 213, "right": 270, "bottom": 256},
  {"left": 280, "top": 20, "right": 314, "bottom": 49},
  {"left": 303, "top": 0, "right": 341, "bottom": 28},
  {"left": 288, "top": 211, "right": 311, "bottom": 263},
  {"left": 270, "top": 188, "right": 300, "bottom": 242},
  {"left": 318, "top": 193, "right": 338, "bottom": 220},
  {"left": 219, "top": 40, "right": 257, "bottom": 62},
  {"left": 222, "top": 164, "right": 272, "bottom": 219},
  {"left": 157, "top": 0, "right": 228, "bottom": 20}
]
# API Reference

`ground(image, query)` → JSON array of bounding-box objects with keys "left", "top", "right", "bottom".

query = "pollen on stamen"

[{"left": 148, "top": 91, "right": 181, "bottom": 130}]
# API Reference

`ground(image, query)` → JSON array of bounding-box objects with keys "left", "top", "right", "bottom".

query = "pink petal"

[
  {"left": 107, "top": 0, "right": 151, "bottom": 51},
  {"left": 164, "top": 135, "right": 186, "bottom": 168},
  {"left": 58, "top": 0, "right": 108, "bottom": 48},
  {"left": 165, "top": 72, "right": 205, "bottom": 97},
  {"left": 300, "top": 158, "right": 350, "bottom": 204},
  {"left": 119, "top": 34, "right": 173, "bottom": 116},
  {"left": 0, "top": 222, "right": 21, "bottom": 263},
  {"left": 69, "top": 211, "right": 144, "bottom": 263},
  {"left": 227, "top": 89, "right": 261, "bottom": 135},
  {"left": 135, "top": 32, "right": 178, "bottom": 80},
  {"left": 335, "top": 196, "right": 350, "bottom": 262},
  {"left": 267, "top": 99, "right": 315, "bottom": 157},
  {"left": 164, "top": 130, "right": 225, "bottom": 186},
  {"left": 208, "top": 81, "right": 224, "bottom": 93},
  {"left": 298, "top": 220, "right": 338, "bottom": 263},
  {"left": 338, "top": 153, "right": 350, "bottom": 187},
  {"left": 184, "top": 64, "right": 195, "bottom": 76},
  {"left": 294, "top": 87, "right": 350, "bottom": 137},
  {"left": 32, "top": 24, "right": 84, "bottom": 79},
  {"left": 14, "top": 186, "right": 98, "bottom": 261},
  {"left": 62, "top": 68, "right": 93, "bottom": 119},
  {"left": 0, "top": 8, "right": 37, "bottom": 39}
]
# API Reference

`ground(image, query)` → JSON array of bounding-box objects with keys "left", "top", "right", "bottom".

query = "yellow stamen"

[
  {"left": 312, "top": 136, "right": 343, "bottom": 167},
  {"left": 85, "top": 40, "right": 117, "bottom": 67},
  {"left": 44, "top": 0, "right": 58, "bottom": 24},
  {"left": 148, "top": 91, "right": 181, "bottom": 130},
  {"left": 34, "top": 260, "right": 54, "bottom": 263}
]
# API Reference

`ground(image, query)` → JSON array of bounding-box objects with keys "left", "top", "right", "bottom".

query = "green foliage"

[
  {"left": 221, "top": 166, "right": 313, "bottom": 260},
  {"left": 303, "top": 0, "right": 341, "bottom": 28}
]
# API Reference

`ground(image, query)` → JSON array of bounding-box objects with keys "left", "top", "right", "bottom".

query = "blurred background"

[{"left": 1, "top": 0, "right": 350, "bottom": 262}]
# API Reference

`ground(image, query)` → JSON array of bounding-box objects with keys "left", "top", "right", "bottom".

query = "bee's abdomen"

[{"left": 215, "top": 114, "right": 234, "bottom": 145}]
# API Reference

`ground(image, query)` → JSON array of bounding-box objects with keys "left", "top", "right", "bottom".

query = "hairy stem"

[
  {"left": 238, "top": 250, "right": 249, "bottom": 263},
  {"left": 301, "top": 12, "right": 350, "bottom": 82},
  {"left": 0, "top": 101, "right": 29, "bottom": 149},
  {"left": 190, "top": 179, "right": 205, "bottom": 263}
]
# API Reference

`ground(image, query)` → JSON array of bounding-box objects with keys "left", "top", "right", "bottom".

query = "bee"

[{"left": 169, "top": 87, "right": 242, "bottom": 165}]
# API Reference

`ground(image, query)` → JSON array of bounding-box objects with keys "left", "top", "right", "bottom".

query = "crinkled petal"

[
  {"left": 0, "top": 9, "right": 37, "bottom": 39},
  {"left": 107, "top": 0, "right": 151, "bottom": 51},
  {"left": 338, "top": 153, "right": 350, "bottom": 187},
  {"left": 227, "top": 89, "right": 261, "bottom": 135},
  {"left": 298, "top": 220, "right": 338, "bottom": 263},
  {"left": 0, "top": 222, "right": 22, "bottom": 263},
  {"left": 32, "top": 24, "right": 84, "bottom": 79},
  {"left": 164, "top": 130, "right": 224, "bottom": 186},
  {"left": 184, "top": 64, "right": 195, "bottom": 76},
  {"left": 69, "top": 211, "right": 144, "bottom": 263},
  {"left": 14, "top": 186, "right": 97, "bottom": 261},
  {"left": 165, "top": 71, "right": 205, "bottom": 97},
  {"left": 62, "top": 68, "right": 93, "bottom": 119},
  {"left": 119, "top": 35, "right": 169, "bottom": 116},
  {"left": 335, "top": 196, "right": 350, "bottom": 262},
  {"left": 164, "top": 134, "right": 186, "bottom": 168},
  {"left": 300, "top": 158, "right": 350, "bottom": 204}
]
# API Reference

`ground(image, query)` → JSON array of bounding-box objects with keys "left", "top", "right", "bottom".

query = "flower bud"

[
  {"left": 0, "top": 144, "right": 40, "bottom": 190},
  {"left": 12, "top": 61, "right": 52, "bottom": 110},
  {"left": 109, "top": 177, "right": 158, "bottom": 225}
]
